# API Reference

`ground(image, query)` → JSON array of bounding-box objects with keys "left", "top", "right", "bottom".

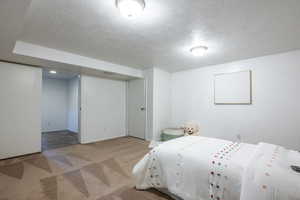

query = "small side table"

[{"left": 161, "top": 128, "right": 184, "bottom": 142}]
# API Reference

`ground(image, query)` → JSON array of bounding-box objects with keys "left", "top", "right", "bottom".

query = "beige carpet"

[{"left": 0, "top": 137, "right": 173, "bottom": 200}]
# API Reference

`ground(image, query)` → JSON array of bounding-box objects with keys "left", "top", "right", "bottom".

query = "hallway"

[{"left": 42, "top": 131, "right": 79, "bottom": 151}]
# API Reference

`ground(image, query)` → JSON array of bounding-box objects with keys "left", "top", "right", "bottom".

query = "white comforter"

[
  {"left": 133, "top": 136, "right": 256, "bottom": 200},
  {"left": 241, "top": 143, "right": 300, "bottom": 200},
  {"left": 133, "top": 136, "right": 300, "bottom": 200}
]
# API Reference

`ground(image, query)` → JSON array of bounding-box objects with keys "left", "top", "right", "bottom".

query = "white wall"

[
  {"left": 80, "top": 75, "right": 126, "bottom": 144},
  {"left": 67, "top": 77, "right": 79, "bottom": 133},
  {"left": 0, "top": 62, "right": 42, "bottom": 159},
  {"left": 144, "top": 68, "right": 154, "bottom": 141},
  {"left": 143, "top": 68, "right": 172, "bottom": 141},
  {"left": 171, "top": 50, "right": 300, "bottom": 149},
  {"left": 42, "top": 78, "right": 68, "bottom": 132},
  {"left": 153, "top": 68, "right": 172, "bottom": 141}
]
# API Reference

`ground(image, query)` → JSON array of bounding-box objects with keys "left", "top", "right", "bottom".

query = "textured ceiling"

[{"left": 1, "top": 0, "right": 300, "bottom": 73}]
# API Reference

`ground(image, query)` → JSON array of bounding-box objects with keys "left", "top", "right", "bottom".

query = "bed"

[{"left": 133, "top": 136, "right": 300, "bottom": 200}]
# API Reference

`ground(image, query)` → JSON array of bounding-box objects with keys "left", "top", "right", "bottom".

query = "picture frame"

[{"left": 214, "top": 70, "right": 252, "bottom": 105}]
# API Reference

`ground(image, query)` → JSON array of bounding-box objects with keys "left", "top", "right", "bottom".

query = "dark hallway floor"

[{"left": 42, "top": 130, "right": 79, "bottom": 151}]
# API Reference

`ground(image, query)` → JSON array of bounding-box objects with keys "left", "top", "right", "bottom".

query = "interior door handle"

[{"left": 140, "top": 107, "right": 146, "bottom": 111}]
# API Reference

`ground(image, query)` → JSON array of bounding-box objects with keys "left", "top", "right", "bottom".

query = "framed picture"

[{"left": 214, "top": 70, "right": 252, "bottom": 105}]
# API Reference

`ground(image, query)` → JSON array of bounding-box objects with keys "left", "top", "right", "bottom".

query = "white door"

[{"left": 128, "top": 79, "right": 146, "bottom": 139}]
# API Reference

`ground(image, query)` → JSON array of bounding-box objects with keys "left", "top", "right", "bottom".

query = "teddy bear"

[{"left": 182, "top": 122, "right": 200, "bottom": 136}]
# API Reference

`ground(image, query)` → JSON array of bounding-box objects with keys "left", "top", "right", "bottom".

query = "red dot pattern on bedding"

[{"left": 209, "top": 142, "right": 242, "bottom": 200}]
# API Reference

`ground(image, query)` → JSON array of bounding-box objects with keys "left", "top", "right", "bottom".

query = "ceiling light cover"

[
  {"left": 116, "top": 0, "right": 145, "bottom": 18},
  {"left": 190, "top": 46, "right": 208, "bottom": 56},
  {"left": 49, "top": 70, "right": 57, "bottom": 74}
]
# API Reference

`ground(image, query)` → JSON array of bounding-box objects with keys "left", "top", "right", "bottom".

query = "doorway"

[
  {"left": 127, "top": 78, "right": 146, "bottom": 139},
  {"left": 41, "top": 70, "right": 80, "bottom": 151}
]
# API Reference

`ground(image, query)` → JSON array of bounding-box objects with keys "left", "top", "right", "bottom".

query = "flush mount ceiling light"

[
  {"left": 116, "top": 0, "right": 145, "bottom": 18},
  {"left": 190, "top": 46, "right": 208, "bottom": 56},
  {"left": 49, "top": 70, "right": 57, "bottom": 74}
]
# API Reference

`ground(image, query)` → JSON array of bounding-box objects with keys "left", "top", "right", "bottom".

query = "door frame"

[{"left": 78, "top": 74, "right": 82, "bottom": 143}]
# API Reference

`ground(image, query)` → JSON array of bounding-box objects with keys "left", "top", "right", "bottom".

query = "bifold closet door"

[{"left": 0, "top": 62, "right": 42, "bottom": 159}]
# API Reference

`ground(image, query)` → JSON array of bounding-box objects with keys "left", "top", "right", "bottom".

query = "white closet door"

[
  {"left": 0, "top": 62, "right": 42, "bottom": 159},
  {"left": 128, "top": 79, "right": 146, "bottom": 139}
]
